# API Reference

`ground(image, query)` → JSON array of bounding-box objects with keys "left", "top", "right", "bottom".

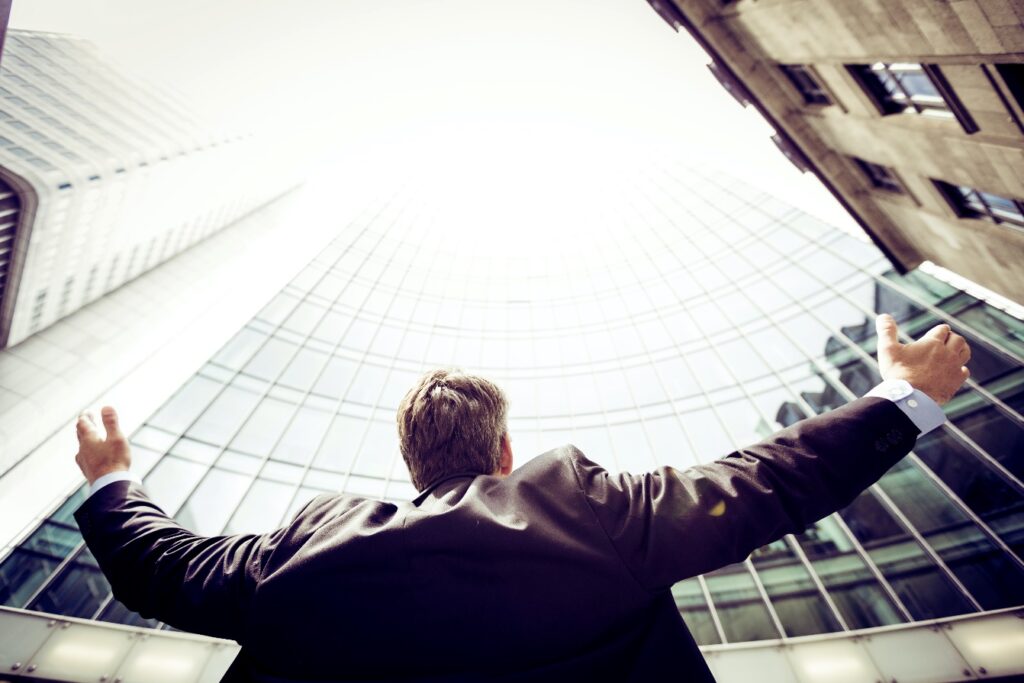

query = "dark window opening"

[
  {"left": 852, "top": 157, "right": 903, "bottom": 194},
  {"left": 848, "top": 63, "right": 978, "bottom": 133},
  {"left": 934, "top": 180, "right": 1024, "bottom": 230},
  {"left": 994, "top": 63, "right": 1024, "bottom": 110},
  {"left": 780, "top": 65, "right": 831, "bottom": 105}
]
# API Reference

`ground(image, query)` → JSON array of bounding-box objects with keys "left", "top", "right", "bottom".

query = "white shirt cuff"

[
  {"left": 865, "top": 379, "right": 946, "bottom": 436},
  {"left": 88, "top": 470, "right": 142, "bottom": 499}
]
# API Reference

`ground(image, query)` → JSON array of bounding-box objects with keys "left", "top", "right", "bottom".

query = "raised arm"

[
  {"left": 572, "top": 315, "right": 971, "bottom": 590},
  {"left": 72, "top": 408, "right": 289, "bottom": 640}
]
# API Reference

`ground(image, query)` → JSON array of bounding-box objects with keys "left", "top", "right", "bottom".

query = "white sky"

[{"left": 9, "top": 0, "right": 858, "bottom": 230}]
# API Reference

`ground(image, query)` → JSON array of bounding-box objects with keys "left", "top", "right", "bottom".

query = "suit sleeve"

[
  {"left": 570, "top": 396, "right": 921, "bottom": 590},
  {"left": 73, "top": 482, "right": 321, "bottom": 641}
]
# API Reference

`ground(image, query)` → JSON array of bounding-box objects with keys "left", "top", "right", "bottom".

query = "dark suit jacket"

[{"left": 75, "top": 397, "right": 920, "bottom": 682}]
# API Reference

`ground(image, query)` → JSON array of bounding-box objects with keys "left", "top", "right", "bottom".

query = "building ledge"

[{"left": 1, "top": 605, "right": 1021, "bottom": 682}]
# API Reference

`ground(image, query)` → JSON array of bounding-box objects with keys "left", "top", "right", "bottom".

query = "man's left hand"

[{"left": 76, "top": 406, "right": 132, "bottom": 485}]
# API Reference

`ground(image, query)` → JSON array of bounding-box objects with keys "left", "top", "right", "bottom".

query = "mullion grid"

[
  {"left": 704, "top": 170, "right": 1024, "bottom": 540},
  {"left": 967, "top": 188, "right": 1024, "bottom": 229},
  {"left": 626, "top": 170, "right": 876, "bottom": 636},
  {"left": 683, "top": 181, "right": 988, "bottom": 614},
  {"left": 22, "top": 200, "right": 394, "bottom": 625},
  {"left": 170, "top": 199, "right": 406, "bottom": 538},
  {"left": 701, "top": 169, "right": 1024, "bottom": 490},
  {"left": 875, "top": 63, "right": 946, "bottom": 116},
  {"left": 765, "top": 192, "right": 1024, "bottom": 445},
  {"left": 614, "top": 188, "right": 798, "bottom": 640},
  {"left": 566, "top": 195, "right": 730, "bottom": 642},
  {"left": 655, "top": 165, "right": 982, "bottom": 618},
  {"left": 325, "top": 202, "right": 431, "bottom": 500},
  {"left": 650, "top": 169, "right": 915, "bottom": 612},
  {"left": 627, "top": 177, "right": 860, "bottom": 634},
  {"left": 377, "top": 211, "right": 452, "bottom": 500},
  {"left": 607, "top": 218, "right": 798, "bottom": 639},
  {"left": 693, "top": 172, "right": 1024, "bottom": 595}
]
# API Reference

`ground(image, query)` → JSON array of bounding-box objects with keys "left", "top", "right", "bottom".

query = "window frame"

[
  {"left": 934, "top": 180, "right": 1024, "bottom": 232},
  {"left": 851, "top": 157, "right": 904, "bottom": 194},
  {"left": 848, "top": 63, "right": 979, "bottom": 134},
  {"left": 779, "top": 64, "right": 832, "bottom": 106}
]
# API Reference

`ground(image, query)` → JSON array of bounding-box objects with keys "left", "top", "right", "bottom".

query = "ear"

[{"left": 498, "top": 433, "right": 513, "bottom": 476}]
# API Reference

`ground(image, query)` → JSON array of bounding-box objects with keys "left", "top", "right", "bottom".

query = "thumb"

[
  {"left": 100, "top": 406, "right": 124, "bottom": 441},
  {"left": 875, "top": 314, "right": 901, "bottom": 356}
]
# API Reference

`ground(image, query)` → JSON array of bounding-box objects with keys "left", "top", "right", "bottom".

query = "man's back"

[{"left": 240, "top": 447, "right": 709, "bottom": 681}]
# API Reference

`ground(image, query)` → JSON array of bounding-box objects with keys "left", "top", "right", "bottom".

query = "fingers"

[
  {"left": 875, "top": 314, "right": 901, "bottom": 353},
  {"left": 923, "top": 323, "right": 952, "bottom": 343},
  {"left": 77, "top": 411, "right": 101, "bottom": 441},
  {"left": 101, "top": 406, "right": 124, "bottom": 441},
  {"left": 961, "top": 366, "right": 971, "bottom": 380}
]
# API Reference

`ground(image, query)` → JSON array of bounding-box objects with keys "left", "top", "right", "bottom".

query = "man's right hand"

[{"left": 875, "top": 314, "right": 971, "bottom": 405}]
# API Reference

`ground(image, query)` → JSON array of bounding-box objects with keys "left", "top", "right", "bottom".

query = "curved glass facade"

[{"left": 1, "top": 164, "right": 1022, "bottom": 643}]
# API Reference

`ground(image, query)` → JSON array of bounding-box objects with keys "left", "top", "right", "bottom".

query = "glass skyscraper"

[
  {"left": 1, "top": 160, "right": 1021, "bottom": 679},
  {"left": 0, "top": 30, "right": 300, "bottom": 347}
]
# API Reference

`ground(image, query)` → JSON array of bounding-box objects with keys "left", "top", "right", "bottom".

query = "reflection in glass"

[
  {"left": 795, "top": 517, "right": 904, "bottom": 629},
  {"left": 672, "top": 578, "right": 721, "bottom": 645},
  {"left": 28, "top": 548, "right": 110, "bottom": 619},
  {"left": 839, "top": 491, "right": 973, "bottom": 619},
  {"left": 704, "top": 565, "right": 779, "bottom": 642}
]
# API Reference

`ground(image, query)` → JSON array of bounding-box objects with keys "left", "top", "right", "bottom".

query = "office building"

[
  {"left": 646, "top": 0, "right": 1024, "bottom": 304},
  {"left": 0, "top": 160, "right": 1021, "bottom": 682},
  {"left": 0, "top": 29, "right": 301, "bottom": 348}
]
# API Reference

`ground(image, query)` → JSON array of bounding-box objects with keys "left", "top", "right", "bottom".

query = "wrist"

[{"left": 85, "top": 465, "right": 130, "bottom": 486}]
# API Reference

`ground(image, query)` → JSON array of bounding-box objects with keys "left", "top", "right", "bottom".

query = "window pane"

[
  {"left": 142, "top": 456, "right": 208, "bottom": 515},
  {"left": 273, "top": 407, "right": 333, "bottom": 465},
  {"left": 839, "top": 491, "right": 973, "bottom": 619},
  {"left": 175, "top": 468, "right": 252, "bottom": 535},
  {"left": 230, "top": 397, "right": 296, "bottom": 456},
  {"left": 28, "top": 548, "right": 110, "bottom": 619},
  {"left": 314, "top": 413, "right": 366, "bottom": 472},
  {"left": 876, "top": 460, "right": 1024, "bottom": 609},
  {"left": 148, "top": 375, "right": 222, "bottom": 434},
  {"left": 705, "top": 565, "right": 780, "bottom": 642},
  {"left": 243, "top": 337, "right": 299, "bottom": 381},
  {"left": 911, "top": 428, "right": 1024, "bottom": 559},
  {"left": 279, "top": 348, "right": 330, "bottom": 392},
  {"left": 794, "top": 517, "right": 904, "bottom": 629},
  {"left": 187, "top": 385, "right": 263, "bottom": 446},
  {"left": 0, "top": 522, "right": 81, "bottom": 607},
  {"left": 226, "top": 479, "right": 296, "bottom": 534},
  {"left": 672, "top": 578, "right": 721, "bottom": 645}
]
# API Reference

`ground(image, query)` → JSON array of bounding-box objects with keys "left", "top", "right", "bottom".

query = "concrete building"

[
  {"left": 0, "top": 161, "right": 1021, "bottom": 682},
  {"left": 646, "top": 0, "right": 1024, "bottom": 304},
  {"left": 0, "top": 29, "right": 301, "bottom": 348}
]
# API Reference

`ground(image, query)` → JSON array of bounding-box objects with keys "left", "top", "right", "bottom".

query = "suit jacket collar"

[{"left": 412, "top": 471, "right": 482, "bottom": 506}]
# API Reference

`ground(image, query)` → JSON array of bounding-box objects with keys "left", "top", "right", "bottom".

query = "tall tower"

[
  {"left": 1, "top": 158, "right": 1021, "bottom": 681},
  {"left": 0, "top": 30, "right": 301, "bottom": 347}
]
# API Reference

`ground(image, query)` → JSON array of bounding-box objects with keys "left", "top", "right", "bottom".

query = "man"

[{"left": 74, "top": 314, "right": 970, "bottom": 682}]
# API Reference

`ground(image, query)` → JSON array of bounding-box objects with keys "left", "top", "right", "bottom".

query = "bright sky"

[{"left": 9, "top": 0, "right": 858, "bottom": 230}]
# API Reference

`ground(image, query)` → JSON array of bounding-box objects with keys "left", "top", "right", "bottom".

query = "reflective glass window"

[
  {"left": 148, "top": 375, "right": 222, "bottom": 434},
  {"left": 749, "top": 539, "right": 842, "bottom": 636},
  {"left": 0, "top": 522, "right": 81, "bottom": 607},
  {"left": 704, "top": 565, "right": 779, "bottom": 642},
  {"left": 795, "top": 517, "right": 904, "bottom": 629},
  {"left": 672, "top": 579, "right": 721, "bottom": 645},
  {"left": 175, "top": 468, "right": 252, "bottom": 535},
  {"left": 273, "top": 407, "right": 333, "bottom": 465},
  {"left": 839, "top": 490, "right": 974, "bottom": 619},
  {"left": 226, "top": 479, "right": 296, "bottom": 534},
  {"left": 28, "top": 548, "right": 109, "bottom": 619},
  {"left": 876, "top": 460, "right": 1024, "bottom": 609}
]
